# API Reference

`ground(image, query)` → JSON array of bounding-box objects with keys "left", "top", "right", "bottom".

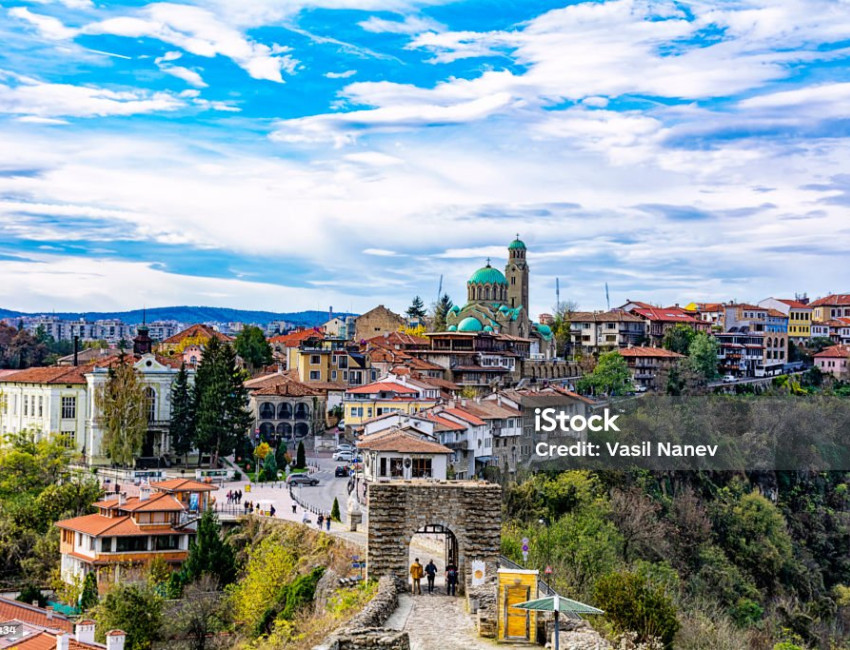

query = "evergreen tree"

[
  {"left": 169, "top": 364, "right": 195, "bottom": 463},
  {"left": 295, "top": 441, "right": 306, "bottom": 469},
  {"left": 193, "top": 338, "right": 252, "bottom": 467},
  {"left": 433, "top": 294, "right": 454, "bottom": 331},
  {"left": 406, "top": 296, "right": 427, "bottom": 319},
  {"left": 95, "top": 355, "right": 147, "bottom": 466},
  {"left": 331, "top": 497, "right": 341, "bottom": 522},
  {"left": 79, "top": 571, "right": 99, "bottom": 611},
  {"left": 263, "top": 450, "right": 278, "bottom": 482},
  {"left": 181, "top": 510, "right": 236, "bottom": 588},
  {"left": 234, "top": 325, "right": 273, "bottom": 373}
]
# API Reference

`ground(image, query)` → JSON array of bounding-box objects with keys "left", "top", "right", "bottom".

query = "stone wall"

[
  {"left": 466, "top": 581, "right": 498, "bottom": 638},
  {"left": 354, "top": 306, "right": 406, "bottom": 342},
  {"left": 328, "top": 629, "right": 410, "bottom": 650},
  {"left": 348, "top": 576, "right": 399, "bottom": 629},
  {"left": 366, "top": 481, "right": 502, "bottom": 596}
]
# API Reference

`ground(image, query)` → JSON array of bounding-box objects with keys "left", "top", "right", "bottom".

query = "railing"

[{"left": 498, "top": 555, "right": 557, "bottom": 597}]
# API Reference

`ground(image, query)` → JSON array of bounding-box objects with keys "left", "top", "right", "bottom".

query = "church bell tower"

[{"left": 505, "top": 235, "right": 529, "bottom": 309}]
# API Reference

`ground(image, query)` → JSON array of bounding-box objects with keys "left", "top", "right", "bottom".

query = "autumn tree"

[
  {"left": 234, "top": 325, "right": 273, "bottom": 373},
  {"left": 95, "top": 355, "right": 147, "bottom": 466}
]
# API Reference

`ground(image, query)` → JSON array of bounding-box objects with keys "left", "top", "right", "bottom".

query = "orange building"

[{"left": 55, "top": 479, "right": 217, "bottom": 589}]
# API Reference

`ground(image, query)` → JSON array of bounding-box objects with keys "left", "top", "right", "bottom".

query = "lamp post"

[{"left": 538, "top": 516, "right": 552, "bottom": 583}]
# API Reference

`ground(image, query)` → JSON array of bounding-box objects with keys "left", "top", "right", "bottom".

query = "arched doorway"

[{"left": 408, "top": 524, "right": 459, "bottom": 594}]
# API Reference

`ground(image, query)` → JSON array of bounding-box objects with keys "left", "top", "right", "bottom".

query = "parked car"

[
  {"left": 286, "top": 473, "right": 319, "bottom": 486},
  {"left": 335, "top": 443, "right": 355, "bottom": 453},
  {"left": 337, "top": 420, "right": 345, "bottom": 431},
  {"left": 333, "top": 450, "right": 355, "bottom": 461},
  {"left": 335, "top": 465, "right": 350, "bottom": 478},
  {"left": 722, "top": 374, "right": 737, "bottom": 383}
]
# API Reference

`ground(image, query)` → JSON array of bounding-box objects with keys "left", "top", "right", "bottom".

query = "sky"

[{"left": 1, "top": 0, "right": 850, "bottom": 317}]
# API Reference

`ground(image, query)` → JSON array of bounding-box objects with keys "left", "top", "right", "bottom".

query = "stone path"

[{"left": 388, "top": 592, "right": 531, "bottom": 650}]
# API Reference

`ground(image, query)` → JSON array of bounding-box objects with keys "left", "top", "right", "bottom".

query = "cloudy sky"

[{"left": 1, "top": 0, "right": 849, "bottom": 317}]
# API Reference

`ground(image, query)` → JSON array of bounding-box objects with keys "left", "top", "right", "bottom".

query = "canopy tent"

[{"left": 512, "top": 594, "right": 604, "bottom": 650}]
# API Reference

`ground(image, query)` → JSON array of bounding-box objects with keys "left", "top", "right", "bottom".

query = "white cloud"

[
  {"left": 325, "top": 70, "right": 357, "bottom": 79},
  {"left": 8, "top": 7, "right": 77, "bottom": 40},
  {"left": 359, "top": 15, "right": 444, "bottom": 35},
  {"left": 0, "top": 73, "right": 185, "bottom": 118},
  {"left": 155, "top": 52, "right": 208, "bottom": 87}
]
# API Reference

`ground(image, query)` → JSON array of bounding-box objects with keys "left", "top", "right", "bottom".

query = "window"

[
  {"left": 379, "top": 457, "right": 387, "bottom": 477},
  {"left": 154, "top": 535, "right": 181, "bottom": 551},
  {"left": 38, "top": 396, "right": 43, "bottom": 417},
  {"left": 116, "top": 537, "right": 148, "bottom": 552},
  {"left": 61, "top": 396, "right": 76, "bottom": 419},
  {"left": 338, "top": 356, "right": 348, "bottom": 369},
  {"left": 23, "top": 395, "right": 28, "bottom": 417},
  {"left": 310, "top": 355, "right": 321, "bottom": 365},
  {"left": 411, "top": 458, "right": 432, "bottom": 478},
  {"left": 390, "top": 458, "right": 404, "bottom": 477},
  {"left": 89, "top": 536, "right": 96, "bottom": 551},
  {"left": 331, "top": 370, "right": 337, "bottom": 380},
  {"left": 101, "top": 537, "right": 113, "bottom": 552},
  {"left": 144, "top": 387, "right": 156, "bottom": 422},
  {"left": 309, "top": 371, "right": 321, "bottom": 380},
  {"left": 62, "top": 431, "right": 75, "bottom": 448}
]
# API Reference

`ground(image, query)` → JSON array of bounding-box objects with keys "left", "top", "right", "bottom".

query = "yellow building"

[
  {"left": 343, "top": 379, "right": 438, "bottom": 427},
  {"left": 498, "top": 568, "right": 539, "bottom": 642}
]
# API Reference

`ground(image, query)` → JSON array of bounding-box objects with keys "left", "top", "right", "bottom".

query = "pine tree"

[
  {"left": 95, "top": 354, "right": 147, "bottom": 467},
  {"left": 433, "top": 293, "right": 454, "bottom": 331},
  {"left": 331, "top": 497, "right": 341, "bottom": 522},
  {"left": 79, "top": 571, "right": 99, "bottom": 611},
  {"left": 263, "top": 450, "right": 278, "bottom": 482},
  {"left": 406, "top": 296, "right": 427, "bottom": 319},
  {"left": 193, "top": 338, "right": 253, "bottom": 467},
  {"left": 181, "top": 510, "right": 236, "bottom": 588},
  {"left": 295, "top": 441, "right": 306, "bottom": 469},
  {"left": 169, "top": 364, "right": 194, "bottom": 463}
]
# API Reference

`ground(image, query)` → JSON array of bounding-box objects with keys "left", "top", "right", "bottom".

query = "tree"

[
  {"left": 193, "top": 337, "right": 252, "bottom": 467},
  {"left": 93, "top": 583, "right": 163, "bottom": 650},
  {"left": 433, "top": 294, "right": 454, "bottom": 332},
  {"left": 295, "top": 441, "right": 306, "bottom": 469},
  {"left": 688, "top": 332, "right": 720, "bottom": 381},
  {"left": 406, "top": 296, "right": 427, "bottom": 320},
  {"left": 181, "top": 510, "right": 236, "bottom": 588},
  {"left": 79, "top": 571, "right": 99, "bottom": 611},
  {"left": 163, "top": 575, "right": 229, "bottom": 650},
  {"left": 263, "top": 450, "right": 278, "bottom": 483},
  {"left": 234, "top": 325, "right": 273, "bottom": 373},
  {"left": 594, "top": 570, "right": 680, "bottom": 648},
  {"left": 17, "top": 584, "right": 47, "bottom": 607},
  {"left": 253, "top": 442, "right": 271, "bottom": 460},
  {"left": 95, "top": 355, "right": 148, "bottom": 466},
  {"left": 576, "top": 351, "right": 633, "bottom": 396},
  {"left": 663, "top": 324, "right": 697, "bottom": 355},
  {"left": 552, "top": 300, "right": 578, "bottom": 358},
  {"left": 169, "top": 364, "right": 195, "bottom": 463},
  {"left": 331, "top": 497, "right": 341, "bottom": 522}
]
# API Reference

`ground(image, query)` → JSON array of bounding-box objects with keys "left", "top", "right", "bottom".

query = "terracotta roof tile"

[
  {"left": 619, "top": 346, "right": 685, "bottom": 358},
  {"left": 150, "top": 478, "right": 218, "bottom": 492},
  {"left": 357, "top": 428, "right": 451, "bottom": 454},
  {"left": 441, "top": 408, "right": 487, "bottom": 427},
  {"left": 346, "top": 382, "right": 418, "bottom": 395},
  {"left": 0, "top": 364, "right": 94, "bottom": 385},
  {"left": 162, "top": 324, "right": 233, "bottom": 345},
  {"left": 810, "top": 294, "right": 850, "bottom": 307},
  {"left": 0, "top": 597, "right": 72, "bottom": 633},
  {"left": 814, "top": 345, "right": 850, "bottom": 358}
]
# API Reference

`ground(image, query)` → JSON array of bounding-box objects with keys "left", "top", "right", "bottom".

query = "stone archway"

[{"left": 366, "top": 481, "right": 501, "bottom": 595}]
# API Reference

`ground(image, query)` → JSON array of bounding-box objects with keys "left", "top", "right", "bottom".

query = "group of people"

[
  {"left": 409, "top": 558, "right": 459, "bottom": 596},
  {"left": 226, "top": 489, "right": 243, "bottom": 505}
]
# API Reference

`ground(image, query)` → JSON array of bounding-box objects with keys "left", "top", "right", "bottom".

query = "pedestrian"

[
  {"left": 317, "top": 513, "right": 324, "bottom": 529},
  {"left": 291, "top": 503, "right": 297, "bottom": 514},
  {"left": 270, "top": 505, "right": 276, "bottom": 517},
  {"left": 410, "top": 558, "right": 423, "bottom": 595},
  {"left": 326, "top": 514, "right": 331, "bottom": 531},
  {"left": 302, "top": 511, "right": 309, "bottom": 525},
  {"left": 424, "top": 560, "right": 437, "bottom": 594},
  {"left": 445, "top": 562, "right": 458, "bottom": 597},
  {"left": 238, "top": 489, "right": 243, "bottom": 504}
]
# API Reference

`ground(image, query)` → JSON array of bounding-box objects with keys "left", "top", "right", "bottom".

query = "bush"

[
  {"left": 331, "top": 497, "right": 341, "bottom": 522},
  {"left": 17, "top": 584, "right": 47, "bottom": 608},
  {"left": 594, "top": 570, "right": 680, "bottom": 649},
  {"left": 233, "top": 470, "right": 241, "bottom": 481}
]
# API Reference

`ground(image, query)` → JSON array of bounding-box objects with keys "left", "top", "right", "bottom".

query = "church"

[{"left": 445, "top": 236, "right": 555, "bottom": 357}]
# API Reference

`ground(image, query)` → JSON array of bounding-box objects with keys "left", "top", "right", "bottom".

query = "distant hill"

[{"left": 0, "top": 306, "right": 357, "bottom": 328}]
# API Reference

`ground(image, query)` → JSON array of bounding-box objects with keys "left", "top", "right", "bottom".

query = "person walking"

[
  {"left": 270, "top": 505, "right": 276, "bottom": 517},
  {"left": 317, "top": 513, "right": 324, "bottom": 529},
  {"left": 424, "top": 560, "right": 437, "bottom": 594},
  {"left": 410, "top": 558, "right": 424, "bottom": 595},
  {"left": 445, "top": 561, "right": 458, "bottom": 597},
  {"left": 291, "top": 503, "right": 297, "bottom": 514},
  {"left": 325, "top": 513, "right": 331, "bottom": 531}
]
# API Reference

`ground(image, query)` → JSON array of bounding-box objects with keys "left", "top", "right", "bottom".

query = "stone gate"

[{"left": 366, "top": 481, "right": 501, "bottom": 595}]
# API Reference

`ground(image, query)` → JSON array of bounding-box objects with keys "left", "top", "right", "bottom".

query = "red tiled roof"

[
  {"left": 810, "top": 294, "right": 850, "bottom": 307},
  {"left": 94, "top": 493, "right": 184, "bottom": 512},
  {"left": 420, "top": 412, "right": 467, "bottom": 432},
  {"left": 162, "top": 323, "right": 233, "bottom": 345},
  {"left": 814, "top": 345, "right": 850, "bottom": 359},
  {"left": 619, "top": 346, "right": 685, "bottom": 358},
  {"left": 269, "top": 329, "right": 323, "bottom": 347},
  {"left": 570, "top": 310, "right": 644, "bottom": 323},
  {"left": 346, "top": 382, "right": 418, "bottom": 395},
  {"left": 441, "top": 407, "right": 487, "bottom": 427},
  {"left": 150, "top": 478, "right": 218, "bottom": 492},
  {"left": 0, "top": 363, "right": 94, "bottom": 385},
  {"left": 364, "top": 332, "right": 430, "bottom": 348},
  {"left": 0, "top": 597, "right": 72, "bottom": 633},
  {"left": 11, "top": 630, "right": 104, "bottom": 649},
  {"left": 357, "top": 428, "right": 451, "bottom": 454},
  {"left": 632, "top": 307, "right": 700, "bottom": 323},
  {"left": 777, "top": 299, "right": 811, "bottom": 309}
]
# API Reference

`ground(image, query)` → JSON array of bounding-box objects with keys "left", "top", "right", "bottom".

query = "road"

[{"left": 289, "top": 452, "right": 359, "bottom": 522}]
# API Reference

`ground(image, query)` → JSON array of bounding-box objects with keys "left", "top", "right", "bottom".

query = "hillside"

[{"left": 0, "top": 306, "right": 357, "bottom": 327}]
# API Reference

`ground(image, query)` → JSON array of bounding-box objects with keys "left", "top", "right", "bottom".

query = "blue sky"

[{"left": 1, "top": 0, "right": 850, "bottom": 317}]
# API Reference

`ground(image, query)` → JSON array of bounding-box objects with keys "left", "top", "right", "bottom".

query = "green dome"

[
  {"left": 469, "top": 264, "right": 507, "bottom": 286},
  {"left": 483, "top": 325, "right": 494, "bottom": 332},
  {"left": 448, "top": 325, "right": 457, "bottom": 331},
  {"left": 458, "top": 317, "right": 483, "bottom": 332},
  {"left": 508, "top": 238, "right": 526, "bottom": 250}
]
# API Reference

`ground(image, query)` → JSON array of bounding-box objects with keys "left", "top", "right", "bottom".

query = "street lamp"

[{"left": 538, "top": 517, "right": 551, "bottom": 583}]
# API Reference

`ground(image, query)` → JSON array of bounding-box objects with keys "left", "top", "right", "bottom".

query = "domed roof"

[
  {"left": 469, "top": 262, "right": 507, "bottom": 286},
  {"left": 483, "top": 325, "right": 494, "bottom": 332},
  {"left": 508, "top": 237, "right": 526, "bottom": 250},
  {"left": 458, "top": 317, "right": 483, "bottom": 332},
  {"left": 447, "top": 325, "right": 457, "bottom": 331}
]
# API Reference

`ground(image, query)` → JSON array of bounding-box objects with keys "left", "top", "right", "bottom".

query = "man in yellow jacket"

[{"left": 410, "top": 557, "right": 424, "bottom": 595}]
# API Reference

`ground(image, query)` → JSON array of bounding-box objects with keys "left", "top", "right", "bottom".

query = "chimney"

[
  {"left": 118, "top": 493, "right": 126, "bottom": 507},
  {"left": 46, "top": 606, "right": 54, "bottom": 620},
  {"left": 106, "top": 630, "right": 126, "bottom": 650},
  {"left": 73, "top": 335, "right": 79, "bottom": 367},
  {"left": 76, "top": 620, "right": 96, "bottom": 644},
  {"left": 56, "top": 633, "right": 70, "bottom": 650},
  {"left": 139, "top": 484, "right": 150, "bottom": 502}
]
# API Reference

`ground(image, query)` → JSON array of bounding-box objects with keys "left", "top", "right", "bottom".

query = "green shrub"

[{"left": 331, "top": 497, "right": 341, "bottom": 522}]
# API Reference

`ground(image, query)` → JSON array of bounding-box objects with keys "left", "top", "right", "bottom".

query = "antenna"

[
  {"left": 605, "top": 283, "right": 611, "bottom": 311},
  {"left": 437, "top": 274, "right": 443, "bottom": 306},
  {"left": 556, "top": 278, "right": 560, "bottom": 312}
]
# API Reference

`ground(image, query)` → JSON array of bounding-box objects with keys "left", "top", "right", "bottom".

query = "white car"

[
  {"left": 335, "top": 443, "right": 355, "bottom": 453},
  {"left": 333, "top": 450, "right": 355, "bottom": 461},
  {"left": 722, "top": 374, "right": 737, "bottom": 383}
]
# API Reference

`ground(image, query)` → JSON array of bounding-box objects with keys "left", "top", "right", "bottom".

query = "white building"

[{"left": 357, "top": 426, "right": 451, "bottom": 481}]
